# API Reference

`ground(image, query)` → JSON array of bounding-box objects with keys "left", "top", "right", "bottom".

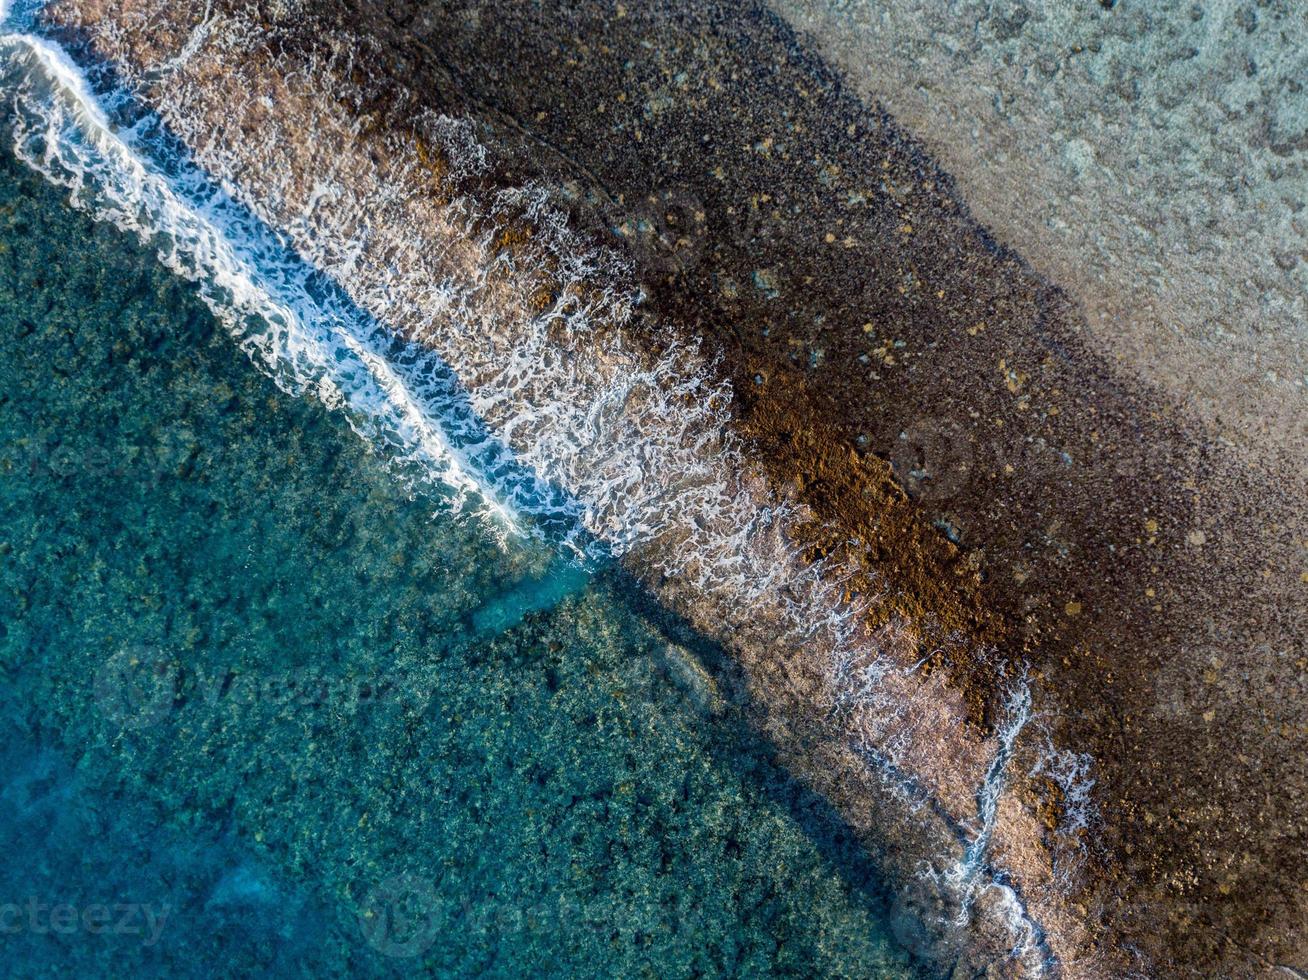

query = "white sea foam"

[
  {"left": 1, "top": 6, "right": 1085, "bottom": 970},
  {"left": 1030, "top": 736, "right": 1098, "bottom": 840},
  {"left": 1, "top": 0, "right": 47, "bottom": 32},
  {"left": 114, "top": 10, "right": 874, "bottom": 653},
  {"left": 905, "top": 679, "right": 1055, "bottom": 976},
  {"left": 0, "top": 30, "right": 562, "bottom": 538},
  {"left": 962, "top": 681, "right": 1033, "bottom": 882},
  {"left": 1, "top": 1, "right": 870, "bottom": 689}
]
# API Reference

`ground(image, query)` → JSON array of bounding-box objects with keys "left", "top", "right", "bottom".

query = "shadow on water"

[
  {"left": 1, "top": 23, "right": 941, "bottom": 977},
  {"left": 599, "top": 565, "right": 940, "bottom": 977}
]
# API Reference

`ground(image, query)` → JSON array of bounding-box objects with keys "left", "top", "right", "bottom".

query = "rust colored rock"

[{"left": 38, "top": 0, "right": 1308, "bottom": 975}]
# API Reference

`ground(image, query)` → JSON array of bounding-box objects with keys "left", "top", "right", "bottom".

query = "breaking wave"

[
  {"left": 34, "top": 3, "right": 872, "bottom": 656},
  {"left": 0, "top": 2, "right": 1085, "bottom": 971},
  {"left": 0, "top": 27, "right": 578, "bottom": 542}
]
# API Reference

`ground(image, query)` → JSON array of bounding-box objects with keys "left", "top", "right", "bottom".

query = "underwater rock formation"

[{"left": 17, "top": 0, "right": 1308, "bottom": 975}]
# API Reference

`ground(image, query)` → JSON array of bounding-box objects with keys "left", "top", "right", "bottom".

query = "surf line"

[
  {"left": 3, "top": 5, "right": 1065, "bottom": 971},
  {"left": 0, "top": 15, "right": 583, "bottom": 547}
]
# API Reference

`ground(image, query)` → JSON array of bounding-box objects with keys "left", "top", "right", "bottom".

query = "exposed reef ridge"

[{"left": 27, "top": 0, "right": 1308, "bottom": 976}]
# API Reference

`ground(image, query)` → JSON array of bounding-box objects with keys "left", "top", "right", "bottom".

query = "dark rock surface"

[
  {"left": 296, "top": 2, "right": 1307, "bottom": 973},
  {"left": 38, "top": 0, "right": 1308, "bottom": 974}
]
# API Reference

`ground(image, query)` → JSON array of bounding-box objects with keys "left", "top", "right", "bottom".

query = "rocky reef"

[{"left": 31, "top": 0, "right": 1308, "bottom": 975}]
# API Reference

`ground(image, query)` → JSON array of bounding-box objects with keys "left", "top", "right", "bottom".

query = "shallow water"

[{"left": 0, "top": 131, "right": 919, "bottom": 978}]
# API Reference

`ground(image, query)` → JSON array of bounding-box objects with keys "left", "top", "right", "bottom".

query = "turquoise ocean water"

[{"left": 0, "top": 123, "right": 919, "bottom": 979}]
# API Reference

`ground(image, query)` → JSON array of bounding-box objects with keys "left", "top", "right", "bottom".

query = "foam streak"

[{"left": 1, "top": 29, "right": 559, "bottom": 537}]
